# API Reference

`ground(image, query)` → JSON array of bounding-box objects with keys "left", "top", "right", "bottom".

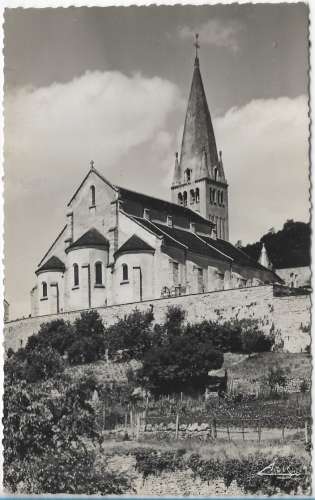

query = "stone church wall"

[{"left": 4, "top": 285, "right": 310, "bottom": 353}]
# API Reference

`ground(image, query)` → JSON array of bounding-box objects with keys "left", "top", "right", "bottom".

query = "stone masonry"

[{"left": 4, "top": 284, "right": 311, "bottom": 353}]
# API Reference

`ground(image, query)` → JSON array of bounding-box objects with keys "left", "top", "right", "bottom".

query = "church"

[{"left": 30, "top": 42, "right": 281, "bottom": 317}]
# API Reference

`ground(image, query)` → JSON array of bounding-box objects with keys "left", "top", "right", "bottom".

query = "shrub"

[
  {"left": 266, "top": 367, "right": 288, "bottom": 394},
  {"left": 68, "top": 310, "right": 106, "bottom": 364},
  {"left": 104, "top": 308, "right": 154, "bottom": 360},
  {"left": 26, "top": 319, "right": 75, "bottom": 356},
  {"left": 5, "top": 346, "right": 64, "bottom": 383}
]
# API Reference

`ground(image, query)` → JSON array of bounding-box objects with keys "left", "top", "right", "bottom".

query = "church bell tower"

[{"left": 171, "top": 35, "right": 229, "bottom": 241}]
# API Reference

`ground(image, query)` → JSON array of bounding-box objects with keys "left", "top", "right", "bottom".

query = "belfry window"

[
  {"left": 178, "top": 193, "right": 183, "bottom": 205},
  {"left": 183, "top": 191, "right": 187, "bottom": 207},
  {"left": 184, "top": 169, "right": 192, "bottom": 183},
  {"left": 42, "top": 282, "right": 47, "bottom": 298},
  {"left": 122, "top": 263, "right": 128, "bottom": 282},
  {"left": 214, "top": 168, "right": 218, "bottom": 182},
  {"left": 190, "top": 189, "right": 195, "bottom": 204},
  {"left": 213, "top": 189, "right": 217, "bottom": 204},
  {"left": 73, "top": 263, "right": 79, "bottom": 287},
  {"left": 90, "top": 185, "right": 96, "bottom": 206},
  {"left": 95, "top": 262, "right": 103, "bottom": 285},
  {"left": 195, "top": 188, "right": 200, "bottom": 203}
]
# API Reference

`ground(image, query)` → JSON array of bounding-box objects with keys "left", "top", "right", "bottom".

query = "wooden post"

[
  {"left": 227, "top": 422, "right": 231, "bottom": 442},
  {"left": 103, "top": 404, "right": 106, "bottom": 430},
  {"left": 175, "top": 413, "right": 179, "bottom": 440},
  {"left": 242, "top": 420, "right": 245, "bottom": 441},
  {"left": 305, "top": 419, "right": 309, "bottom": 444},
  {"left": 282, "top": 424, "right": 285, "bottom": 442},
  {"left": 130, "top": 409, "right": 133, "bottom": 437},
  {"left": 180, "top": 392, "right": 183, "bottom": 402},
  {"left": 136, "top": 413, "right": 140, "bottom": 440},
  {"left": 125, "top": 412, "right": 128, "bottom": 431},
  {"left": 258, "top": 419, "right": 261, "bottom": 443},
  {"left": 213, "top": 418, "right": 217, "bottom": 439}
]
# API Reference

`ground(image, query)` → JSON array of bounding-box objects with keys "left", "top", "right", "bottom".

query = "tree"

[
  {"left": 68, "top": 310, "right": 106, "bottom": 364},
  {"left": 104, "top": 308, "right": 154, "bottom": 360},
  {"left": 26, "top": 319, "right": 75, "bottom": 356},
  {"left": 5, "top": 345, "right": 64, "bottom": 384},
  {"left": 137, "top": 308, "right": 223, "bottom": 395}
]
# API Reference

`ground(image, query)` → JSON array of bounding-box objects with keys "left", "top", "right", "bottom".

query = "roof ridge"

[
  {"left": 142, "top": 218, "right": 188, "bottom": 250},
  {"left": 194, "top": 233, "right": 233, "bottom": 262}
]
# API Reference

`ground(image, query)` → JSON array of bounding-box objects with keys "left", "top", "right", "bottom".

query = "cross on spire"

[
  {"left": 90, "top": 159, "right": 95, "bottom": 170},
  {"left": 194, "top": 33, "right": 200, "bottom": 58}
]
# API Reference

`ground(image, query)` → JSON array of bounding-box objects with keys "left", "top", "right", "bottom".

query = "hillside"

[{"left": 241, "top": 220, "right": 310, "bottom": 269}]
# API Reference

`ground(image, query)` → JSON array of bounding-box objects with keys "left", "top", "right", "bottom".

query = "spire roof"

[{"left": 179, "top": 51, "right": 219, "bottom": 178}]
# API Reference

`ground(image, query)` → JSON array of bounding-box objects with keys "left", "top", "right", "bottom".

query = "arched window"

[
  {"left": 195, "top": 188, "right": 200, "bottom": 203},
  {"left": 42, "top": 282, "right": 47, "bottom": 298},
  {"left": 90, "top": 185, "right": 96, "bottom": 206},
  {"left": 178, "top": 192, "right": 183, "bottom": 205},
  {"left": 73, "top": 263, "right": 79, "bottom": 287},
  {"left": 209, "top": 188, "right": 213, "bottom": 204},
  {"left": 190, "top": 189, "right": 195, "bottom": 204},
  {"left": 184, "top": 168, "right": 192, "bottom": 183},
  {"left": 183, "top": 191, "right": 187, "bottom": 207},
  {"left": 213, "top": 189, "right": 217, "bottom": 205},
  {"left": 214, "top": 168, "right": 218, "bottom": 181},
  {"left": 122, "top": 263, "right": 128, "bottom": 281},
  {"left": 95, "top": 261, "right": 103, "bottom": 285}
]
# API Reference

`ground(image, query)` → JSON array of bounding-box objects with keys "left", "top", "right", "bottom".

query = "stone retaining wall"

[{"left": 4, "top": 285, "right": 311, "bottom": 353}]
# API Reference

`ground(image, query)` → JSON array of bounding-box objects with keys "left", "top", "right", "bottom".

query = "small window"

[
  {"left": 42, "top": 282, "right": 47, "bottom": 298},
  {"left": 178, "top": 193, "right": 183, "bottom": 205},
  {"left": 213, "top": 189, "right": 217, "bottom": 204},
  {"left": 90, "top": 185, "right": 96, "bottom": 206},
  {"left": 214, "top": 168, "right": 218, "bottom": 181},
  {"left": 183, "top": 191, "right": 187, "bottom": 207},
  {"left": 195, "top": 188, "right": 200, "bottom": 203},
  {"left": 95, "top": 262, "right": 103, "bottom": 285},
  {"left": 73, "top": 263, "right": 79, "bottom": 287},
  {"left": 190, "top": 189, "right": 195, "bottom": 204},
  {"left": 122, "top": 263, "right": 128, "bottom": 281},
  {"left": 184, "top": 168, "right": 192, "bottom": 183}
]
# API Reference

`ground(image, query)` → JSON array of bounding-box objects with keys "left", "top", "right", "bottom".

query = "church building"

[{"left": 30, "top": 42, "right": 281, "bottom": 317}]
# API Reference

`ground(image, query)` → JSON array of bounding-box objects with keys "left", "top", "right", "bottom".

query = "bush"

[
  {"left": 68, "top": 310, "right": 106, "bottom": 364},
  {"left": 26, "top": 319, "right": 75, "bottom": 356},
  {"left": 104, "top": 308, "right": 154, "bottom": 361},
  {"left": 5, "top": 346, "right": 64, "bottom": 383}
]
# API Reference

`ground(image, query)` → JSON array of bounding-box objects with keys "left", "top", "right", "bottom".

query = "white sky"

[{"left": 4, "top": 4, "right": 310, "bottom": 318}]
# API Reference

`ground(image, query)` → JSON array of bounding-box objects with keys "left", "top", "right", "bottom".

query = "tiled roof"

[
  {"left": 66, "top": 228, "right": 109, "bottom": 252},
  {"left": 200, "top": 235, "right": 283, "bottom": 282},
  {"left": 114, "top": 234, "right": 155, "bottom": 257},
  {"left": 117, "top": 186, "right": 215, "bottom": 228},
  {"left": 130, "top": 216, "right": 231, "bottom": 261},
  {"left": 36, "top": 256, "right": 65, "bottom": 275}
]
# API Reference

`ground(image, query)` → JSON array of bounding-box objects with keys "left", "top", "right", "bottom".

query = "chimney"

[
  {"left": 167, "top": 215, "right": 173, "bottom": 227},
  {"left": 143, "top": 208, "right": 150, "bottom": 220}
]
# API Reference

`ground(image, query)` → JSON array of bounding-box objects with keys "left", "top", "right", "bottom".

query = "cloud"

[
  {"left": 214, "top": 95, "right": 309, "bottom": 244},
  {"left": 178, "top": 19, "right": 244, "bottom": 53},
  {"left": 5, "top": 70, "right": 183, "bottom": 317}
]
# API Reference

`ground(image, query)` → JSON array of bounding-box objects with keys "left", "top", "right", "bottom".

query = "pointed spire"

[
  {"left": 179, "top": 36, "right": 219, "bottom": 180},
  {"left": 172, "top": 152, "right": 181, "bottom": 185},
  {"left": 258, "top": 243, "right": 272, "bottom": 270}
]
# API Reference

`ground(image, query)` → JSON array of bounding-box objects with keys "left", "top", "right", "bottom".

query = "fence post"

[
  {"left": 305, "top": 419, "right": 309, "bottom": 444},
  {"left": 242, "top": 420, "right": 245, "bottom": 441},
  {"left": 130, "top": 409, "right": 133, "bottom": 437},
  {"left": 175, "top": 413, "right": 179, "bottom": 440},
  {"left": 103, "top": 404, "right": 106, "bottom": 431},
  {"left": 227, "top": 422, "right": 230, "bottom": 442},
  {"left": 136, "top": 413, "right": 140, "bottom": 441},
  {"left": 213, "top": 418, "right": 217, "bottom": 439},
  {"left": 125, "top": 412, "right": 128, "bottom": 432},
  {"left": 282, "top": 424, "right": 285, "bottom": 442},
  {"left": 258, "top": 419, "right": 261, "bottom": 443}
]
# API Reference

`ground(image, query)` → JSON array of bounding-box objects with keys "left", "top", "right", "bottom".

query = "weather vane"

[{"left": 194, "top": 33, "right": 200, "bottom": 58}]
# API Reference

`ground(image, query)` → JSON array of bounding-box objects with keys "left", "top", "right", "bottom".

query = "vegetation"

[
  {"left": 241, "top": 220, "right": 310, "bottom": 269},
  {"left": 132, "top": 447, "right": 311, "bottom": 496}
]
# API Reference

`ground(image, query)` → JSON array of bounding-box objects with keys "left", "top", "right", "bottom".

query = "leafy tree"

[
  {"left": 5, "top": 346, "right": 64, "bottom": 383},
  {"left": 68, "top": 310, "right": 106, "bottom": 364},
  {"left": 137, "top": 313, "right": 223, "bottom": 395},
  {"left": 26, "top": 319, "right": 75, "bottom": 356},
  {"left": 104, "top": 308, "right": 154, "bottom": 360}
]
